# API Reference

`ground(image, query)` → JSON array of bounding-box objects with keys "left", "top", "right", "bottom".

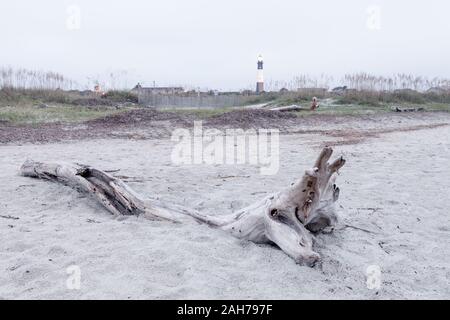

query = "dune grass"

[
  {"left": 2, "top": 87, "right": 449, "bottom": 126},
  {"left": 295, "top": 103, "right": 450, "bottom": 117},
  {"left": 0, "top": 104, "right": 128, "bottom": 125}
]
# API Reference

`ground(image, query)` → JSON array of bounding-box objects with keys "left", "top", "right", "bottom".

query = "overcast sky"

[{"left": 1, "top": 0, "right": 449, "bottom": 90}]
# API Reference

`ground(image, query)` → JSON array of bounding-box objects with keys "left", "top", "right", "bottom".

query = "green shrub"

[{"left": 101, "top": 90, "right": 138, "bottom": 103}]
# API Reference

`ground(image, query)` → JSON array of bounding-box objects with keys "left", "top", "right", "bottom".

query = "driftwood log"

[
  {"left": 391, "top": 106, "right": 425, "bottom": 112},
  {"left": 20, "top": 147, "right": 345, "bottom": 266},
  {"left": 269, "top": 105, "right": 304, "bottom": 112}
]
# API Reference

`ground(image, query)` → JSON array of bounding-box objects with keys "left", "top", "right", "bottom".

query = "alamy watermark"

[
  {"left": 66, "top": 5, "right": 81, "bottom": 31},
  {"left": 366, "top": 5, "right": 381, "bottom": 31},
  {"left": 171, "top": 121, "right": 279, "bottom": 175},
  {"left": 366, "top": 265, "right": 382, "bottom": 290},
  {"left": 66, "top": 265, "right": 81, "bottom": 290}
]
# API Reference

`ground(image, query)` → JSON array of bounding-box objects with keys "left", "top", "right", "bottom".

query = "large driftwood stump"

[{"left": 20, "top": 147, "right": 345, "bottom": 266}]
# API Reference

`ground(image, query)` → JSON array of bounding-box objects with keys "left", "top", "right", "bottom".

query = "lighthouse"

[{"left": 256, "top": 54, "right": 264, "bottom": 94}]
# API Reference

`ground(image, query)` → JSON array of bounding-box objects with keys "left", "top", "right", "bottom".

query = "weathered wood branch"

[
  {"left": 20, "top": 160, "right": 179, "bottom": 222},
  {"left": 20, "top": 147, "right": 345, "bottom": 267},
  {"left": 269, "top": 105, "right": 305, "bottom": 112}
]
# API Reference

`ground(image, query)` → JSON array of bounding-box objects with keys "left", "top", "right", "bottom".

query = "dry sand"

[{"left": 0, "top": 113, "right": 449, "bottom": 299}]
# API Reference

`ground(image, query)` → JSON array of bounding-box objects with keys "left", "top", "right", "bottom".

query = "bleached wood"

[{"left": 20, "top": 147, "right": 345, "bottom": 266}]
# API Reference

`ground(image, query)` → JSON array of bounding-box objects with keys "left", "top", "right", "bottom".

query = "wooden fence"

[{"left": 138, "top": 93, "right": 260, "bottom": 108}]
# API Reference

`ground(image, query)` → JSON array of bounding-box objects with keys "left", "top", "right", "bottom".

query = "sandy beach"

[{"left": 1, "top": 112, "right": 449, "bottom": 299}]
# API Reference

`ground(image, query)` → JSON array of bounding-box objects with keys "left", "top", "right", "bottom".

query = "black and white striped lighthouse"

[{"left": 256, "top": 54, "right": 264, "bottom": 94}]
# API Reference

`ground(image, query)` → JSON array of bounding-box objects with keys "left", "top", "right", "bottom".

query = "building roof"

[{"left": 140, "top": 86, "right": 183, "bottom": 90}]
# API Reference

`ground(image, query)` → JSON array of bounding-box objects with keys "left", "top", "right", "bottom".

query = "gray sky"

[{"left": 1, "top": 0, "right": 449, "bottom": 90}]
